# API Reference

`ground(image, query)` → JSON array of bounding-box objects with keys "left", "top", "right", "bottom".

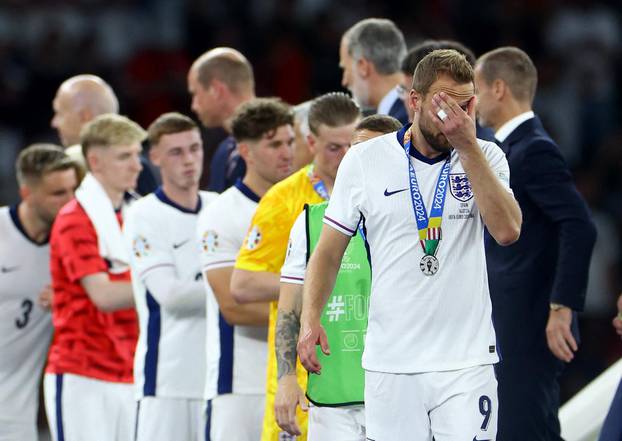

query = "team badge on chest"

[{"left": 449, "top": 173, "right": 473, "bottom": 202}]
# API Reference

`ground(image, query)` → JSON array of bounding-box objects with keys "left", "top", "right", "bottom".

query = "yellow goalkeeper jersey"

[{"left": 235, "top": 164, "right": 325, "bottom": 441}]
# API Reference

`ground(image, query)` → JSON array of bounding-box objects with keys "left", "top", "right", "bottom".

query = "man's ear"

[
  {"left": 85, "top": 148, "right": 100, "bottom": 172},
  {"left": 78, "top": 108, "right": 94, "bottom": 125},
  {"left": 149, "top": 145, "right": 161, "bottom": 167},
  {"left": 237, "top": 141, "right": 250, "bottom": 162},
  {"left": 210, "top": 79, "right": 227, "bottom": 100},
  {"left": 306, "top": 133, "right": 318, "bottom": 155},
  {"left": 19, "top": 185, "right": 31, "bottom": 202},
  {"left": 492, "top": 79, "right": 507, "bottom": 101},
  {"left": 356, "top": 57, "right": 372, "bottom": 79},
  {"left": 409, "top": 89, "right": 422, "bottom": 114}
]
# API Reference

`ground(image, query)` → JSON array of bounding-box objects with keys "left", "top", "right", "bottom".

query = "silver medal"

[{"left": 420, "top": 255, "right": 439, "bottom": 276}]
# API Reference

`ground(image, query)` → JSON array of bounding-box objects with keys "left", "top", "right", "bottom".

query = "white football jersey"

[
  {"left": 125, "top": 189, "right": 217, "bottom": 399},
  {"left": 280, "top": 211, "right": 306, "bottom": 284},
  {"left": 196, "top": 180, "right": 268, "bottom": 399},
  {"left": 324, "top": 128, "right": 509, "bottom": 374},
  {"left": 0, "top": 205, "right": 53, "bottom": 424}
]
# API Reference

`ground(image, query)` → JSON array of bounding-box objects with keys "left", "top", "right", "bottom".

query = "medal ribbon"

[
  {"left": 402, "top": 129, "right": 450, "bottom": 256},
  {"left": 307, "top": 164, "right": 330, "bottom": 201}
]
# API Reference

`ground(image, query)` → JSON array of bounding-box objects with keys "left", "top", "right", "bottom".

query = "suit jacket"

[
  {"left": 485, "top": 115, "right": 596, "bottom": 357},
  {"left": 388, "top": 97, "right": 409, "bottom": 126},
  {"left": 136, "top": 156, "right": 160, "bottom": 196},
  {"left": 207, "top": 135, "right": 246, "bottom": 193}
]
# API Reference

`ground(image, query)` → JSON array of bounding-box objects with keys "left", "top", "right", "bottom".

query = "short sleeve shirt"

[
  {"left": 324, "top": 127, "right": 509, "bottom": 373},
  {"left": 46, "top": 199, "right": 138, "bottom": 383},
  {"left": 280, "top": 211, "right": 307, "bottom": 285}
]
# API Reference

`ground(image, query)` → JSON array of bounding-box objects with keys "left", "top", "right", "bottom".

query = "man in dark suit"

[
  {"left": 188, "top": 48, "right": 254, "bottom": 192},
  {"left": 339, "top": 18, "right": 408, "bottom": 125},
  {"left": 475, "top": 47, "right": 597, "bottom": 441}
]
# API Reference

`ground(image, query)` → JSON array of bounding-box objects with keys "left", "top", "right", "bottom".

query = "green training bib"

[{"left": 304, "top": 202, "right": 371, "bottom": 406}]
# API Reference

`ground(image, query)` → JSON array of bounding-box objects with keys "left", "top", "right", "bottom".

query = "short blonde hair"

[
  {"left": 16, "top": 143, "right": 78, "bottom": 187},
  {"left": 147, "top": 112, "right": 198, "bottom": 146},
  {"left": 308, "top": 92, "right": 360, "bottom": 136},
  {"left": 412, "top": 49, "right": 473, "bottom": 96},
  {"left": 80, "top": 114, "right": 146, "bottom": 158}
]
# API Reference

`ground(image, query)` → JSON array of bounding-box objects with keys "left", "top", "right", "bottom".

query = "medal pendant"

[{"left": 420, "top": 255, "right": 439, "bottom": 276}]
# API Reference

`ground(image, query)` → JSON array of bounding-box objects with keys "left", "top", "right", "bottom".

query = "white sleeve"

[
  {"left": 143, "top": 267, "right": 206, "bottom": 315},
  {"left": 323, "top": 149, "right": 365, "bottom": 236},
  {"left": 125, "top": 205, "right": 205, "bottom": 315},
  {"left": 125, "top": 205, "right": 174, "bottom": 279},
  {"left": 280, "top": 211, "right": 307, "bottom": 285},
  {"left": 482, "top": 141, "right": 512, "bottom": 193},
  {"left": 196, "top": 204, "right": 239, "bottom": 271}
]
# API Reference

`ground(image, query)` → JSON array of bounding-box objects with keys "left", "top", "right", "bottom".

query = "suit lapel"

[{"left": 499, "top": 116, "right": 540, "bottom": 157}]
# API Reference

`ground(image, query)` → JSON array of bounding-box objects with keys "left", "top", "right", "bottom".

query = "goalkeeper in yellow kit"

[{"left": 231, "top": 92, "right": 360, "bottom": 441}]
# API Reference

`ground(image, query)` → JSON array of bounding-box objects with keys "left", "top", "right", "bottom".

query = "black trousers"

[
  {"left": 599, "top": 379, "right": 622, "bottom": 441},
  {"left": 495, "top": 352, "right": 564, "bottom": 441}
]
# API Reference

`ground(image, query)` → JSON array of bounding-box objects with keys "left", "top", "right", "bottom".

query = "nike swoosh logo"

[
  {"left": 384, "top": 188, "right": 408, "bottom": 197},
  {"left": 172, "top": 239, "right": 190, "bottom": 249},
  {"left": 1, "top": 266, "right": 19, "bottom": 273},
  {"left": 473, "top": 437, "right": 492, "bottom": 441}
]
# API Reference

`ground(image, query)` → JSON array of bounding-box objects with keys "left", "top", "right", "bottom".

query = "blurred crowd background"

[{"left": 0, "top": 0, "right": 621, "bottom": 403}]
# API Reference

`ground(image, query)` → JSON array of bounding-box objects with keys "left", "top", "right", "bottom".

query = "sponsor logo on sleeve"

[
  {"left": 201, "top": 230, "right": 219, "bottom": 253},
  {"left": 132, "top": 235, "right": 150, "bottom": 258},
  {"left": 245, "top": 225, "right": 262, "bottom": 250}
]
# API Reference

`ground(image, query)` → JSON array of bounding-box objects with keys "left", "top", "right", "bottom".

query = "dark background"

[{"left": 1, "top": 0, "right": 621, "bottom": 404}]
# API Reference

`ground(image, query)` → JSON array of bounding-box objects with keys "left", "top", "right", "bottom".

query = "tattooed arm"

[{"left": 274, "top": 282, "right": 308, "bottom": 436}]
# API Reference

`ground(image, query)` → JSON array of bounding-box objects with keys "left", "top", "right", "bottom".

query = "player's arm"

[
  {"left": 81, "top": 273, "right": 135, "bottom": 312},
  {"left": 230, "top": 269, "right": 280, "bottom": 304},
  {"left": 430, "top": 92, "right": 521, "bottom": 246},
  {"left": 143, "top": 266, "right": 205, "bottom": 316},
  {"left": 275, "top": 282, "right": 308, "bottom": 436},
  {"left": 54, "top": 211, "right": 134, "bottom": 312},
  {"left": 298, "top": 225, "right": 350, "bottom": 373},
  {"left": 231, "top": 190, "right": 289, "bottom": 304},
  {"left": 125, "top": 208, "right": 205, "bottom": 316},
  {"left": 520, "top": 140, "right": 596, "bottom": 361},
  {"left": 206, "top": 266, "right": 269, "bottom": 326}
]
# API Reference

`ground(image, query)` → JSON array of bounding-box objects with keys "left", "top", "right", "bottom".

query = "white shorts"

[
  {"left": 0, "top": 419, "right": 37, "bottom": 441},
  {"left": 365, "top": 365, "right": 498, "bottom": 441},
  {"left": 43, "top": 373, "right": 135, "bottom": 441},
  {"left": 135, "top": 396, "right": 203, "bottom": 441},
  {"left": 205, "top": 394, "right": 264, "bottom": 441},
  {"left": 308, "top": 404, "right": 365, "bottom": 441}
]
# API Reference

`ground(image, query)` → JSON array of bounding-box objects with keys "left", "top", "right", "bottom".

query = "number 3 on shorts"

[{"left": 478, "top": 395, "right": 492, "bottom": 431}]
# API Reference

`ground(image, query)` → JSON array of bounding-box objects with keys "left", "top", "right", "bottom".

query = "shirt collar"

[
  {"left": 234, "top": 179, "right": 260, "bottom": 203},
  {"left": 154, "top": 187, "right": 202, "bottom": 214},
  {"left": 377, "top": 86, "right": 400, "bottom": 116},
  {"left": 495, "top": 111, "right": 535, "bottom": 143},
  {"left": 9, "top": 203, "right": 48, "bottom": 246}
]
